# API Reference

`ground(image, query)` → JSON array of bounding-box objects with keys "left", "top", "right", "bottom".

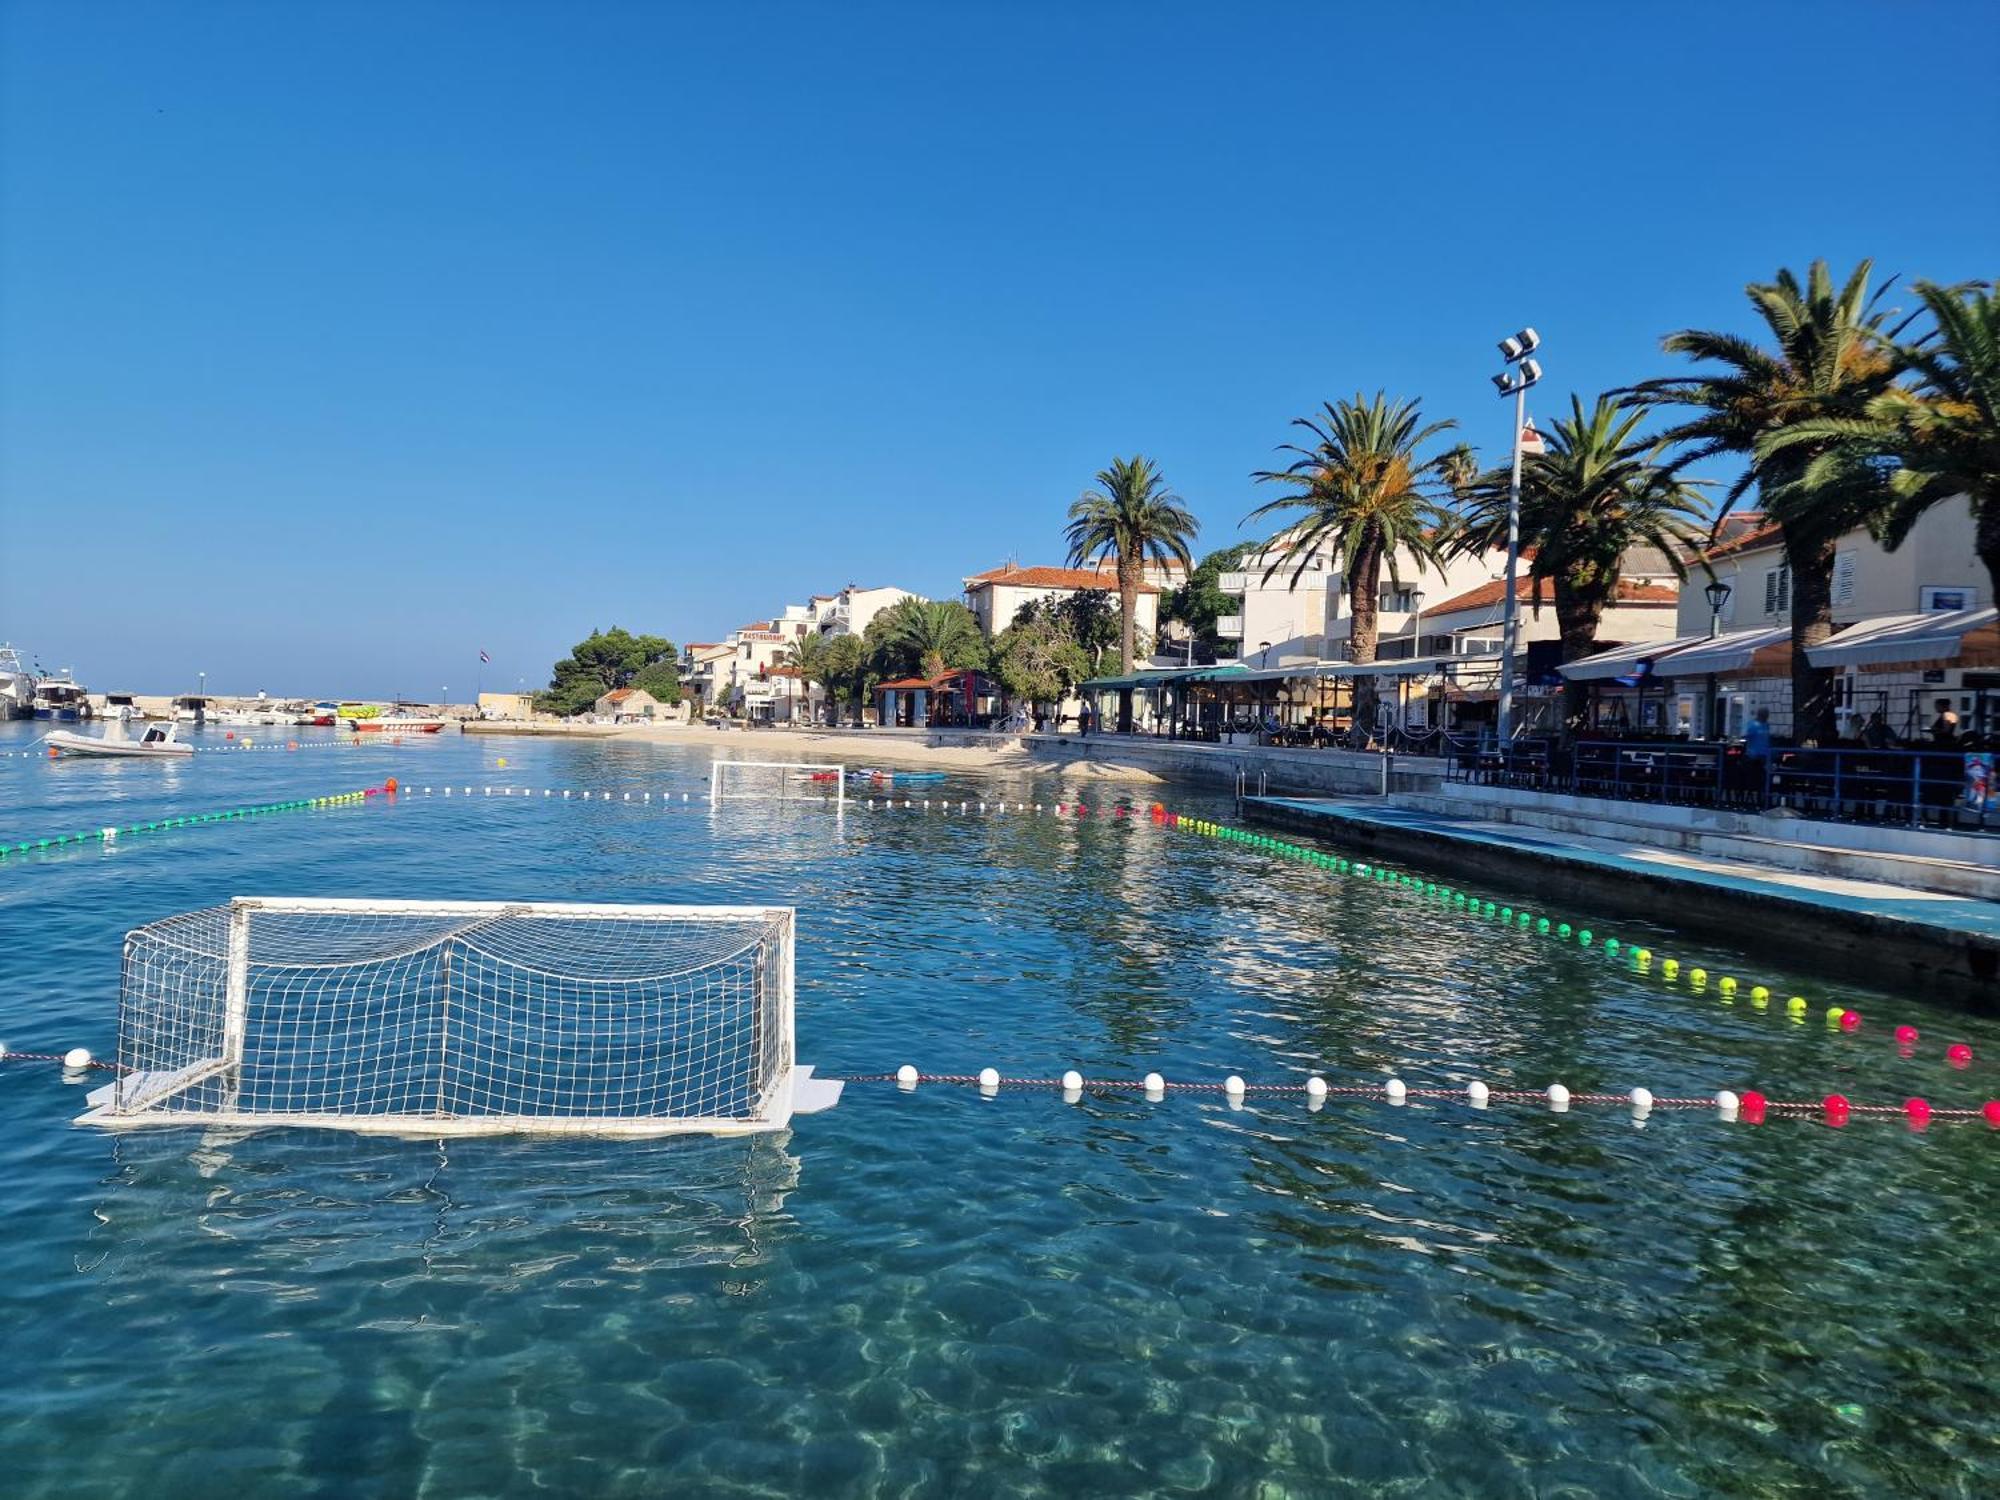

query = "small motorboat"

[
  {"left": 347, "top": 715, "right": 446, "bottom": 734},
  {"left": 45, "top": 721, "right": 193, "bottom": 758}
]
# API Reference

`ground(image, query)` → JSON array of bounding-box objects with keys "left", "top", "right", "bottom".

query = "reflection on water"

[{"left": 1, "top": 723, "right": 1997, "bottom": 1497}]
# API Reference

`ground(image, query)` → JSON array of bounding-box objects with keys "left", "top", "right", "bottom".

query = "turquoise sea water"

[{"left": 1, "top": 723, "right": 1996, "bottom": 1497}]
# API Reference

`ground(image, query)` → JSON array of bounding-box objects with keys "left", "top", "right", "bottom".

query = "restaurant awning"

[
  {"left": 1651, "top": 625, "right": 1793, "bottom": 678},
  {"left": 1081, "top": 664, "right": 1248, "bottom": 691},
  {"left": 1558, "top": 635, "right": 1709, "bottom": 683},
  {"left": 1804, "top": 606, "right": 1999, "bottom": 670}
]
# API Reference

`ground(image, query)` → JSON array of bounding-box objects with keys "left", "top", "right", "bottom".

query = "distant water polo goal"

[
  {"left": 79, "top": 898, "right": 842, "bottom": 1136},
  {"left": 709, "top": 759, "right": 846, "bottom": 808}
]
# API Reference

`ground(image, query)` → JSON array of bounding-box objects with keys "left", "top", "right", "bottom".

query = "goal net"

[
  {"left": 78, "top": 898, "right": 841, "bottom": 1137},
  {"left": 709, "top": 759, "right": 846, "bottom": 808}
]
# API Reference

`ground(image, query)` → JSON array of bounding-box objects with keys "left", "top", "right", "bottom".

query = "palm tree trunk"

[
  {"left": 1977, "top": 500, "right": 2000, "bottom": 617},
  {"left": 1554, "top": 586, "right": 1607, "bottom": 738},
  {"left": 1786, "top": 534, "right": 1840, "bottom": 745},
  {"left": 1348, "top": 540, "right": 1382, "bottom": 738},
  {"left": 1117, "top": 555, "right": 1139, "bottom": 733}
]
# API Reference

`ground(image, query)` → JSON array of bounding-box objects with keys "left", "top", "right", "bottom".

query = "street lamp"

[
  {"left": 1492, "top": 328, "right": 1543, "bottom": 743},
  {"left": 1703, "top": 579, "right": 1733, "bottom": 739},
  {"left": 1703, "top": 579, "right": 1732, "bottom": 639},
  {"left": 1408, "top": 588, "right": 1426, "bottom": 659}
]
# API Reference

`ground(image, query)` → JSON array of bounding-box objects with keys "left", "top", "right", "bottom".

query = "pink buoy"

[
  {"left": 1985, "top": 1100, "right": 2000, "bottom": 1126},
  {"left": 1894, "top": 1025, "right": 1919, "bottom": 1045},
  {"left": 1947, "top": 1043, "right": 1974, "bottom": 1067},
  {"left": 1839, "top": 1010, "right": 1861, "bottom": 1032},
  {"left": 1823, "top": 1093, "right": 1851, "bottom": 1126},
  {"left": 1904, "top": 1098, "right": 1931, "bottom": 1126},
  {"left": 1740, "top": 1090, "right": 1767, "bottom": 1123}
]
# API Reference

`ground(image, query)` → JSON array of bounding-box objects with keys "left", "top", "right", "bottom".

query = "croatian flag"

[{"left": 479, "top": 650, "right": 491, "bottom": 664}]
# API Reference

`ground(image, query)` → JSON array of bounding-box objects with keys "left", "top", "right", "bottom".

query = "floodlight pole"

[
  {"left": 1496, "top": 379, "right": 1527, "bottom": 743},
  {"left": 1491, "top": 327, "right": 1541, "bottom": 744}
]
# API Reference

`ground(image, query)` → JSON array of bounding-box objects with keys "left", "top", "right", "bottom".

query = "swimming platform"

[{"left": 1242, "top": 796, "right": 2000, "bottom": 1013}]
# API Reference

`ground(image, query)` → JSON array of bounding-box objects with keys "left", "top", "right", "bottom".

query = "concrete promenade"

[{"left": 1243, "top": 796, "right": 2000, "bottom": 1012}]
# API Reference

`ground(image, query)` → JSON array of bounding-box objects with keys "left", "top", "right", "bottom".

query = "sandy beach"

[{"left": 613, "top": 722, "right": 1032, "bottom": 770}]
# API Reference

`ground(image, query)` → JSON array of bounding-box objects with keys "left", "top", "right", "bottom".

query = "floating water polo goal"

[
  {"left": 709, "top": 759, "right": 845, "bottom": 808},
  {"left": 79, "top": 897, "right": 841, "bottom": 1136}
]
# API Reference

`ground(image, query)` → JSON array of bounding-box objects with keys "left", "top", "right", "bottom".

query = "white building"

[
  {"left": 805, "top": 584, "right": 923, "bottom": 639},
  {"left": 963, "top": 563, "right": 1164, "bottom": 641},
  {"left": 1662, "top": 502, "right": 1993, "bottom": 739},
  {"left": 1216, "top": 534, "right": 1504, "bottom": 665}
]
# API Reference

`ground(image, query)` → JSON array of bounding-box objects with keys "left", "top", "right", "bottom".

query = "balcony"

[
  {"left": 1216, "top": 614, "right": 1244, "bottom": 639},
  {"left": 1218, "top": 572, "right": 1247, "bottom": 593}
]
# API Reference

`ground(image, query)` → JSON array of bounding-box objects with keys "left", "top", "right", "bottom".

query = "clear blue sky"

[{"left": 2, "top": 1, "right": 1994, "bottom": 699}]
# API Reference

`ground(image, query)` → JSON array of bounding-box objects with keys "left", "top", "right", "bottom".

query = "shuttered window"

[{"left": 1763, "top": 566, "right": 1790, "bottom": 616}]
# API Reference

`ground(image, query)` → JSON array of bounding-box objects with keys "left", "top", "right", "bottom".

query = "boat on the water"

[
  {"left": 347, "top": 715, "right": 446, "bottom": 734},
  {"left": 45, "top": 721, "right": 193, "bottom": 758},
  {"left": 0, "top": 646, "right": 35, "bottom": 721},
  {"left": 32, "top": 673, "right": 91, "bottom": 721}
]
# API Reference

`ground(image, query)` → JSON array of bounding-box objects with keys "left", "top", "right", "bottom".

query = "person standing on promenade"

[{"left": 1742, "top": 707, "right": 1773, "bottom": 806}]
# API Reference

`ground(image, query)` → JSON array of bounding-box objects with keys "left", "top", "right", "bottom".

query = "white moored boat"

[{"left": 45, "top": 721, "right": 194, "bottom": 759}]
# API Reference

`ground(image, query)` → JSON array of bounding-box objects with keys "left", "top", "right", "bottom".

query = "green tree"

[
  {"left": 538, "top": 627, "right": 678, "bottom": 717},
  {"left": 1158, "top": 542, "right": 1253, "bottom": 662},
  {"left": 1013, "top": 590, "right": 1121, "bottom": 672},
  {"left": 995, "top": 608, "right": 1093, "bottom": 717},
  {"left": 866, "top": 597, "right": 987, "bottom": 683},
  {"left": 1757, "top": 277, "right": 2000, "bottom": 607},
  {"left": 1064, "top": 454, "right": 1200, "bottom": 731},
  {"left": 1246, "top": 393, "right": 1456, "bottom": 731},
  {"left": 820, "top": 633, "right": 866, "bottom": 724},
  {"left": 1623, "top": 259, "right": 1905, "bottom": 743},
  {"left": 1449, "top": 394, "right": 1711, "bottom": 733},
  {"left": 781, "top": 634, "right": 836, "bottom": 724}
]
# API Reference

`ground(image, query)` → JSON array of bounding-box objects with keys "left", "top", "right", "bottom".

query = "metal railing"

[{"left": 1446, "top": 737, "right": 1998, "bottom": 834}]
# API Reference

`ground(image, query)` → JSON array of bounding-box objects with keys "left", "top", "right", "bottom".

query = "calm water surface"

[{"left": 1, "top": 723, "right": 1995, "bottom": 1497}]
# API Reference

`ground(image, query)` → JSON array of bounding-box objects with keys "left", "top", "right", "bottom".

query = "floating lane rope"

[
  {"left": 859, "top": 1070, "right": 2000, "bottom": 1129},
  {"left": 1148, "top": 804, "right": 1989, "bottom": 1102},
  {"left": 0, "top": 784, "right": 383, "bottom": 863}
]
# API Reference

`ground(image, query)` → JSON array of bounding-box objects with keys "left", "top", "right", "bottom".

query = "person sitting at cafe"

[
  {"left": 1861, "top": 711, "right": 1895, "bottom": 750},
  {"left": 1928, "top": 699, "right": 1960, "bottom": 748}
]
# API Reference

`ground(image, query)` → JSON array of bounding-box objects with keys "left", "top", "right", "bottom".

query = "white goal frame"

[
  {"left": 78, "top": 897, "right": 842, "bottom": 1138},
  {"left": 709, "top": 759, "right": 846, "bottom": 810}
]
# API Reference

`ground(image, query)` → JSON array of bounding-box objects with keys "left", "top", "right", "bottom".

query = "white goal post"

[
  {"left": 79, "top": 897, "right": 842, "bottom": 1137},
  {"left": 709, "top": 759, "right": 846, "bottom": 809}
]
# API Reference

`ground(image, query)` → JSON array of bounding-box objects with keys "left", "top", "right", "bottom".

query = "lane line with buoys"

[{"left": 1150, "top": 804, "right": 1991, "bottom": 1121}]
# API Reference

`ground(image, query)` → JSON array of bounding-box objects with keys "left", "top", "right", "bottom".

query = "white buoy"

[
  {"left": 1224, "top": 1074, "right": 1246, "bottom": 1098},
  {"left": 1385, "top": 1078, "right": 1407, "bottom": 1103},
  {"left": 101, "top": 826, "right": 118, "bottom": 843},
  {"left": 896, "top": 1064, "right": 919, "bottom": 1089},
  {"left": 978, "top": 1066, "right": 1000, "bottom": 1093},
  {"left": 1467, "top": 1080, "right": 1490, "bottom": 1108},
  {"left": 562, "top": 789, "right": 569, "bottom": 798},
  {"left": 1547, "top": 1083, "right": 1571, "bottom": 1112},
  {"left": 1715, "top": 1089, "right": 1740, "bottom": 1120},
  {"left": 1305, "top": 1076, "right": 1328, "bottom": 1100},
  {"left": 1630, "top": 1087, "right": 1654, "bottom": 1114},
  {"left": 1061, "top": 1069, "right": 1084, "bottom": 1091},
  {"left": 1143, "top": 1071, "right": 1166, "bottom": 1099},
  {"left": 62, "top": 1047, "right": 92, "bottom": 1070}
]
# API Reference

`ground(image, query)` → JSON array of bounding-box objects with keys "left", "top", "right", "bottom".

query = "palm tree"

[
  {"left": 1245, "top": 392, "right": 1457, "bottom": 734},
  {"left": 874, "top": 597, "right": 986, "bottom": 683},
  {"left": 781, "top": 633, "right": 835, "bottom": 725},
  {"left": 1064, "top": 455, "right": 1200, "bottom": 731},
  {"left": 1623, "top": 259, "right": 1906, "bottom": 743},
  {"left": 1449, "top": 394, "right": 1711, "bottom": 733},
  {"left": 1756, "top": 278, "right": 2000, "bottom": 605}
]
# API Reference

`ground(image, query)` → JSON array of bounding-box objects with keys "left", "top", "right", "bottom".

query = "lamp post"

[
  {"left": 1703, "top": 579, "right": 1732, "bottom": 739},
  {"left": 1408, "top": 588, "right": 1426, "bottom": 659},
  {"left": 1491, "top": 328, "right": 1543, "bottom": 743},
  {"left": 197, "top": 670, "right": 206, "bottom": 727}
]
